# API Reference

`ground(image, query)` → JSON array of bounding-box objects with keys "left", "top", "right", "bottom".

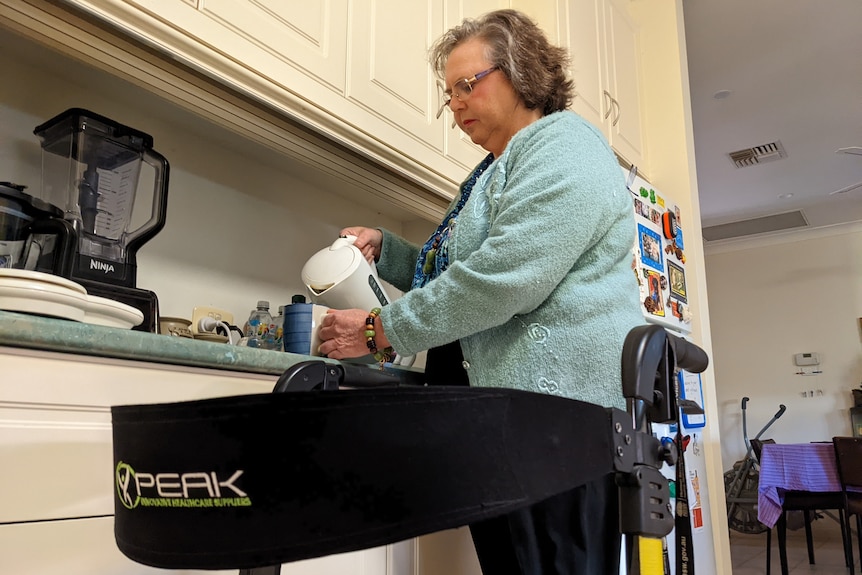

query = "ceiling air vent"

[
  {"left": 702, "top": 210, "right": 808, "bottom": 242},
  {"left": 729, "top": 141, "right": 787, "bottom": 168}
]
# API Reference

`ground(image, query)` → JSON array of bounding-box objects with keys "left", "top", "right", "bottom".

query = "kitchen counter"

[
  {"left": 0, "top": 310, "right": 424, "bottom": 385},
  {"left": 0, "top": 308, "right": 429, "bottom": 575}
]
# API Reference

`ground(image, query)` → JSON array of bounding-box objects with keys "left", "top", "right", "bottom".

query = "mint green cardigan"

[{"left": 377, "top": 111, "right": 643, "bottom": 409}]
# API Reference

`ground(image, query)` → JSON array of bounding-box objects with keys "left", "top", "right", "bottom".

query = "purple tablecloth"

[{"left": 757, "top": 442, "right": 841, "bottom": 528}]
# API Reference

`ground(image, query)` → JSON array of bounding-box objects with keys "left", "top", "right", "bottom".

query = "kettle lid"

[{"left": 301, "top": 236, "right": 364, "bottom": 292}]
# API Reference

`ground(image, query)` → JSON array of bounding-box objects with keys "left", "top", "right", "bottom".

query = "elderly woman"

[{"left": 318, "top": 9, "right": 643, "bottom": 574}]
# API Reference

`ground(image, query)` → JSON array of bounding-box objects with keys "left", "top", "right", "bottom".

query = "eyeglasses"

[{"left": 436, "top": 66, "right": 498, "bottom": 119}]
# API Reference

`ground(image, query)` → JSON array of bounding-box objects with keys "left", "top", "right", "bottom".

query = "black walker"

[{"left": 111, "top": 325, "right": 708, "bottom": 575}]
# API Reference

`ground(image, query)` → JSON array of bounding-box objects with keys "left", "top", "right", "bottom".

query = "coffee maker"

[
  {"left": 26, "top": 108, "right": 169, "bottom": 332},
  {"left": 0, "top": 182, "right": 74, "bottom": 271}
]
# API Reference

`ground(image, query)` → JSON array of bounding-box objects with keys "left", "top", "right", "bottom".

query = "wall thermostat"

[{"left": 794, "top": 352, "right": 820, "bottom": 366}]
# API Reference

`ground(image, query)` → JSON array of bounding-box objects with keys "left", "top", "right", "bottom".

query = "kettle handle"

[{"left": 330, "top": 235, "right": 358, "bottom": 249}]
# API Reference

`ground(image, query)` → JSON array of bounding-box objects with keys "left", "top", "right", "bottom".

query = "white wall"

[
  {"left": 705, "top": 225, "right": 862, "bottom": 470},
  {"left": 0, "top": 34, "right": 435, "bottom": 325}
]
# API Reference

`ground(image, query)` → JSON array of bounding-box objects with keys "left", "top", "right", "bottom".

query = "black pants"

[
  {"left": 469, "top": 473, "right": 621, "bottom": 575},
  {"left": 425, "top": 343, "right": 621, "bottom": 574},
  {"left": 424, "top": 341, "right": 470, "bottom": 386}
]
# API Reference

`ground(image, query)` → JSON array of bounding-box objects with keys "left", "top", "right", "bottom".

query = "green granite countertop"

[{"left": 0, "top": 310, "right": 424, "bottom": 385}]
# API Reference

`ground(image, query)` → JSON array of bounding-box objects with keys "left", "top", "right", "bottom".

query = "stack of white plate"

[{"left": 0, "top": 269, "right": 144, "bottom": 329}]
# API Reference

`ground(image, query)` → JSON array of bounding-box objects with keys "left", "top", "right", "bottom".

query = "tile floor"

[{"left": 730, "top": 513, "right": 858, "bottom": 574}]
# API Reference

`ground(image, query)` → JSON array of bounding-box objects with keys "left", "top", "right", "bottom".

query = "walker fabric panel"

[{"left": 112, "top": 386, "right": 614, "bottom": 569}]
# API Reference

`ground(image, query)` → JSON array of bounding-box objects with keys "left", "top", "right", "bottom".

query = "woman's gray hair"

[{"left": 429, "top": 9, "right": 574, "bottom": 115}]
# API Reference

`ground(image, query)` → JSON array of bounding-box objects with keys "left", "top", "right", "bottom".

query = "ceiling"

[{"left": 681, "top": 0, "right": 862, "bottom": 242}]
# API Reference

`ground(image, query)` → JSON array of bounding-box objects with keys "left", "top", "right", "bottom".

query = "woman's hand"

[
  {"left": 340, "top": 227, "right": 383, "bottom": 265},
  {"left": 317, "top": 308, "right": 391, "bottom": 359}
]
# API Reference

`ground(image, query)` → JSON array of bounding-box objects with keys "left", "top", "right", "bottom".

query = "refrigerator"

[{"left": 624, "top": 166, "right": 717, "bottom": 575}]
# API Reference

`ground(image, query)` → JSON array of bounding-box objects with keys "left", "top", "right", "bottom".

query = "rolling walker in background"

[{"left": 723, "top": 397, "right": 786, "bottom": 534}]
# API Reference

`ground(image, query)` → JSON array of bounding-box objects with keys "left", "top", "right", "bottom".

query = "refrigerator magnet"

[
  {"left": 643, "top": 269, "right": 665, "bottom": 317},
  {"left": 661, "top": 211, "right": 677, "bottom": 239},
  {"left": 635, "top": 198, "right": 650, "bottom": 220},
  {"left": 679, "top": 371, "right": 706, "bottom": 429},
  {"left": 668, "top": 261, "right": 687, "bottom": 303},
  {"left": 665, "top": 238, "right": 686, "bottom": 264},
  {"left": 637, "top": 223, "right": 663, "bottom": 271}
]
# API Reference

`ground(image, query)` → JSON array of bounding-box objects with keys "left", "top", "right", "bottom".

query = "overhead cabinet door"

[
  {"left": 348, "top": 0, "right": 443, "bottom": 153},
  {"left": 103, "top": 0, "right": 350, "bottom": 100},
  {"left": 201, "top": 0, "right": 349, "bottom": 92},
  {"left": 603, "top": 0, "right": 646, "bottom": 169},
  {"left": 561, "top": 0, "right": 605, "bottom": 136},
  {"left": 558, "top": 0, "right": 647, "bottom": 171}
]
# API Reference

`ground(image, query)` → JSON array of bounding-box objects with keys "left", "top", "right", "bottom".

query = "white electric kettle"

[
  {"left": 301, "top": 235, "right": 391, "bottom": 311},
  {"left": 301, "top": 235, "right": 414, "bottom": 367}
]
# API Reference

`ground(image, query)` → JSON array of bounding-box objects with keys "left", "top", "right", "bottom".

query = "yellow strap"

[{"left": 637, "top": 536, "right": 665, "bottom": 575}]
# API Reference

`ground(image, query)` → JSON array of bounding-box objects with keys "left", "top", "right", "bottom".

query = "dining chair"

[
  {"left": 752, "top": 438, "right": 848, "bottom": 575},
  {"left": 832, "top": 436, "right": 862, "bottom": 575},
  {"left": 750, "top": 438, "right": 777, "bottom": 575}
]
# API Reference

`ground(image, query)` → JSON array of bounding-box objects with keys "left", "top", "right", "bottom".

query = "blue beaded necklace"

[{"left": 411, "top": 153, "right": 495, "bottom": 289}]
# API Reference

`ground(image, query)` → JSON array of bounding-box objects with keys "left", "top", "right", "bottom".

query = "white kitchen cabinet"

[
  {"left": 44, "top": 0, "right": 644, "bottom": 197},
  {"left": 63, "top": 0, "right": 350, "bottom": 104},
  {"left": 0, "top": 348, "right": 408, "bottom": 575},
  {"left": 197, "top": 0, "right": 350, "bottom": 93},
  {"left": 347, "top": 0, "right": 444, "bottom": 156},
  {"left": 63, "top": 0, "right": 361, "bottom": 139},
  {"left": 559, "top": 0, "right": 647, "bottom": 171},
  {"left": 0, "top": 518, "right": 387, "bottom": 575},
  {"left": 54, "top": 0, "right": 478, "bottom": 197},
  {"left": 603, "top": 0, "right": 646, "bottom": 170}
]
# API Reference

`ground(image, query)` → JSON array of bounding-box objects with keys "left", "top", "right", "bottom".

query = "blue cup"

[{"left": 282, "top": 303, "right": 328, "bottom": 355}]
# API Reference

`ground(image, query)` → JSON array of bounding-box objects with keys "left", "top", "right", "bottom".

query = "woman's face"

[{"left": 444, "top": 38, "right": 530, "bottom": 157}]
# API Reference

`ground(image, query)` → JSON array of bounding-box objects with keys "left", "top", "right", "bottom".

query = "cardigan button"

[{"left": 462, "top": 360, "right": 471, "bottom": 369}]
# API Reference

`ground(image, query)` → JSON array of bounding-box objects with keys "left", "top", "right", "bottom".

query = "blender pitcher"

[{"left": 33, "top": 108, "right": 169, "bottom": 288}]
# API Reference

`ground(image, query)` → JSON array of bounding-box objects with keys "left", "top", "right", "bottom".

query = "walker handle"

[
  {"left": 751, "top": 403, "right": 788, "bottom": 443},
  {"left": 666, "top": 332, "right": 709, "bottom": 373},
  {"left": 741, "top": 397, "right": 749, "bottom": 410}
]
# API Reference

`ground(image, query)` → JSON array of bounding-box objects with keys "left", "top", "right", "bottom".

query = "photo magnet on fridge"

[
  {"left": 637, "top": 223, "right": 663, "bottom": 271},
  {"left": 668, "top": 261, "right": 687, "bottom": 303}
]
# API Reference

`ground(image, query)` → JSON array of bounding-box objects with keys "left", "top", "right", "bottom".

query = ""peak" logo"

[{"left": 116, "top": 461, "right": 252, "bottom": 510}]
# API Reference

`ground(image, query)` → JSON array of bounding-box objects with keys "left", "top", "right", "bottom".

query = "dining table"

[
  {"left": 757, "top": 441, "right": 842, "bottom": 528},
  {"left": 757, "top": 441, "right": 846, "bottom": 575}
]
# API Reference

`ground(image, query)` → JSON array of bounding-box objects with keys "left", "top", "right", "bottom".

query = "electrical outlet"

[{"left": 191, "top": 306, "right": 234, "bottom": 334}]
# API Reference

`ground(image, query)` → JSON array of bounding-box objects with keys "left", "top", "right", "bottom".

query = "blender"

[{"left": 29, "top": 108, "right": 169, "bottom": 332}]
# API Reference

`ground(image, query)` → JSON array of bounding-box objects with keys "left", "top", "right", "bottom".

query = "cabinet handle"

[
  {"left": 611, "top": 98, "right": 621, "bottom": 127},
  {"left": 603, "top": 90, "right": 613, "bottom": 120}
]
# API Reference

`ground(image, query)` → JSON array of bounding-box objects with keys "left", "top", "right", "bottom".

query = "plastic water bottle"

[
  {"left": 242, "top": 300, "right": 278, "bottom": 350},
  {"left": 272, "top": 305, "right": 285, "bottom": 351}
]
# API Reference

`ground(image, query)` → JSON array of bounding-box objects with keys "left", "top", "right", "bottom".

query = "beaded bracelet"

[{"left": 365, "top": 307, "right": 394, "bottom": 365}]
